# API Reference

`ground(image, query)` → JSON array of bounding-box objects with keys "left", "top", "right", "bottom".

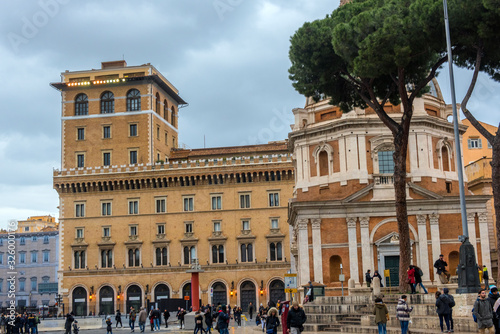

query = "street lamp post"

[{"left": 442, "top": 0, "right": 481, "bottom": 293}]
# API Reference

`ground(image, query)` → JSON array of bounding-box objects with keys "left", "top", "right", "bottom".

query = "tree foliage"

[{"left": 289, "top": 0, "right": 448, "bottom": 292}]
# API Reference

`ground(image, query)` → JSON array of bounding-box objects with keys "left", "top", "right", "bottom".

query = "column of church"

[
  {"left": 311, "top": 219, "right": 323, "bottom": 283},
  {"left": 429, "top": 213, "right": 442, "bottom": 283},
  {"left": 347, "top": 217, "right": 360, "bottom": 285},
  {"left": 416, "top": 214, "right": 431, "bottom": 282},
  {"left": 297, "top": 219, "right": 310, "bottom": 286},
  {"left": 478, "top": 212, "right": 492, "bottom": 270},
  {"left": 359, "top": 217, "right": 372, "bottom": 281}
]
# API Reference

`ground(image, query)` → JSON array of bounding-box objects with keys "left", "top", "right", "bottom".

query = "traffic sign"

[
  {"left": 284, "top": 274, "right": 297, "bottom": 290},
  {"left": 184, "top": 296, "right": 190, "bottom": 301},
  {"left": 284, "top": 288, "right": 298, "bottom": 293}
]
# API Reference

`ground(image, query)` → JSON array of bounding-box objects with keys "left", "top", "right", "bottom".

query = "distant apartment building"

[{"left": 0, "top": 216, "right": 59, "bottom": 309}]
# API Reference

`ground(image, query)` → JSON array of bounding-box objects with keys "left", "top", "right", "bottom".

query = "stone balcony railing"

[
  {"left": 53, "top": 154, "right": 292, "bottom": 177},
  {"left": 465, "top": 157, "right": 492, "bottom": 184},
  {"left": 374, "top": 174, "right": 394, "bottom": 185}
]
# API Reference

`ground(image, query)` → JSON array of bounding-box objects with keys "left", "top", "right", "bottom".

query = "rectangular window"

[
  {"left": 19, "top": 253, "right": 26, "bottom": 264},
  {"left": 129, "top": 225, "right": 138, "bottom": 236},
  {"left": 157, "top": 126, "right": 160, "bottom": 139},
  {"left": 164, "top": 132, "right": 168, "bottom": 143},
  {"left": 211, "top": 195, "right": 222, "bottom": 210},
  {"left": 19, "top": 281, "right": 25, "bottom": 292},
  {"left": 31, "top": 279, "right": 37, "bottom": 291},
  {"left": 128, "top": 200, "right": 139, "bottom": 214},
  {"left": 75, "top": 203, "right": 85, "bottom": 217},
  {"left": 32, "top": 236, "right": 37, "bottom": 242},
  {"left": 271, "top": 218, "right": 279, "bottom": 229},
  {"left": 129, "top": 124, "right": 138, "bottom": 137},
  {"left": 76, "top": 228, "right": 84, "bottom": 238},
  {"left": 378, "top": 151, "right": 395, "bottom": 174},
  {"left": 0, "top": 254, "right": 3, "bottom": 264},
  {"left": 183, "top": 197, "right": 194, "bottom": 212},
  {"left": 77, "top": 128, "right": 85, "bottom": 140},
  {"left": 103, "top": 152, "right": 111, "bottom": 166},
  {"left": 20, "top": 237, "right": 25, "bottom": 245},
  {"left": 156, "top": 198, "right": 166, "bottom": 213},
  {"left": 103, "top": 125, "right": 111, "bottom": 139},
  {"left": 213, "top": 221, "right": 221, "bottom": 232},
  {"left": 239, "top": 194, "right": 251, "bottom": 209},
  {"left": 43, "top": 236, "right": 49, "bottom": 244},
  {"left": 31, "top": 252, "right": 38, "bottom": 263},
  {"left": 185, "top": 222, "right": 193, "bottom": 233},
  {"left": 130, "top": 150, "right": 138, "bottom": 164},
  {"left": 157, "top": 224, "right": 165, "bottom": 235},
  {"left": 242, "top": 220, "right": 250, "bottom": 231},
  {"left": 43, "top": 251, "right": 49, "bottom": 262},
  {"left": 101, "top": 202, "right": 112, "bottom": 216},
  {"left": 468, "top": 138, "right": 482, "bottom": 149},
  {"left": 103, "top": 227, "right": 110, "bottom": 237},
  {"left": 269, "top": 192, "right": 280, "bottom": 207},
  {"left": 77, "top": 154, "right": 85, "bottom": 168}
]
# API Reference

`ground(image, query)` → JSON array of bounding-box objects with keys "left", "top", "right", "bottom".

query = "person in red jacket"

[{"left": 407, "top": 266, "right": 416, "bottom": 294}]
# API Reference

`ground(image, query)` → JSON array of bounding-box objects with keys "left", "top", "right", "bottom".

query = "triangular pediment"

[
  {"left": 342, "top": 183, "right": 374, "bottom": 203},
  {"left": 407, "top": 182, "right": 443, "bottom": 199},
  {"left": 374, "top": 232, "right": 400, "bottom": 246}
]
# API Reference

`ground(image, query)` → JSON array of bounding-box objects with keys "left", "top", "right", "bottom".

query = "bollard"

[{"left": 373, "top": 277, "right": 381, "bottom": 297}]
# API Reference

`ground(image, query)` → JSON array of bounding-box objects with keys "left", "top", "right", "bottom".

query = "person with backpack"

[
  {"left": 443, "top": 288, "right": 455, "bottom": 332},
  {"left": 373, "top": 297, "right": 388, "bottom": 334},
  {"left": 436, "top": 291, "right": 452, "bottom": 333},
  {"left": 473, "top": 289, "right": 494, "bottom": 333},
  {"left": 396, "top": 295, "right": 413, "bottom": 334},
  {"left": 414, "top": 265, "right": 428, "bottom": 294},
  {"left": 487, "top": 287, "right": 499, "bottom": 333},
  {"left": 407, "top": 266, "right": 416, "bottom": 294},
  {"left": 483, "top": 265, "right": 490, "bottom": 290},
  {"left": 115, "top": 310, "right": 122, "bottom": 328},
  {"left": 365, "top": 270, "right": 373, "bottom": 288}
]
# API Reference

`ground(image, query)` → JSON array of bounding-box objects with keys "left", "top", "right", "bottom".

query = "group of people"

[
  {"left": 372, "top": 294, "right": 415, "bottom": 334},
  {"left": 0, "top": 313, "right": 42, "bottom": 334},
  {"left": 473, "top": 287, "right": 500, "bottom": 334},
  {"left": 123, "top": 306, "right": 171, "bottom": 333},
  {"left": 365, "top": 269, "right": 384, "bottom": 287}
]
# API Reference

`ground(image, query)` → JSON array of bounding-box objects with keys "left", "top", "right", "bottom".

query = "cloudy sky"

[{"left": 0, "top": 0, "right": 499, "bottom": 229}]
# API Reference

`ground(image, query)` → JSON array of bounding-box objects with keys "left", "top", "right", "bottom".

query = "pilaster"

[
  {"left": 347, "top": 217, "right": 359, "bottom": 285},
  {"left": 429, "top": 213, "right": 441, "bottom": 283},
  {"left": 467, "top": 212, "right": 478, "bottom": 261},
  {"left": 359, "top": 217, "right": 372, "bottom": 283},
  {"left": 297, "top": 219, "right": 310, "bottom": 285},
  {"left": 416, "top": 214, "right": 431, "bottom": 281},
  {"left": 311, "top": 218, "right": 323, "bottom": 283},
  {"left": 478, "top": 212, "right": 492, "bottom": 269}
]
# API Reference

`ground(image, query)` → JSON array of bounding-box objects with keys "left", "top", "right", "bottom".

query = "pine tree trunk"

[
  {"left": 492, "top": 141, "right": 500, "bottom": 284},
  {"left": 393, "top": 130, "right": 412, "bottom": 293}
]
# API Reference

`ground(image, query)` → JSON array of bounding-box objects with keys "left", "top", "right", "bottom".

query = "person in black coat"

[
  {"left": 372, "top": 271, "right": 383, "bottom": 287},
  {"left": 435, "top": 291, "right": 452, "bottom": 333},
  {"left": 248, "top": 302, "right": 254, "bottom": 320},
  {"left": 487, "top": 287, "right": 500, "bottom": 333},
  {"left": 163, "top": 309, "right": 170, "bottom": 328},
  {"left": 307, "top": 282, "right": 314, "bottom": 302},
  {"left": 204, "top": 309, "right": 213, "bottom": 334},
  {"left": 413, "top": 266, "right": 428, "bottom": 294},
  {"left": 287, "top": 301, "right": 306, "bottom": 334},
  {"left": 115, "top": 310, "right": 122, "bottom": 328},
  {"left": 266, "top": 308, "right": 280, "bottom": 334},
  {"left": 365, "top": 270, "right": 373, "bottom": 288},
  {"left": 64, "top": 312, "right": 74, "bottom": 334}
]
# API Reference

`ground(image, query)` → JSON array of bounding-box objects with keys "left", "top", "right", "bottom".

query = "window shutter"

[
  {"left": 479, "top": 138, "right": 483, "bottom": 148},
  {"left": 468, "top": 139, "right": 471, "bottom": 149}
]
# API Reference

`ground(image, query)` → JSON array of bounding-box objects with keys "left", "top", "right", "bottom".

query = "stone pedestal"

[
  {"left": 456, "top": 239, "right": 481, "bottom": 294},
  {"left": 183, "top": 311, "right": 197, "bottom": 330}
]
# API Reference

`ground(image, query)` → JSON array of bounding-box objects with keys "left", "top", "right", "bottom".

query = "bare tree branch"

[{"left": 409, "top": 55, "right": 448, "bottom": 102}]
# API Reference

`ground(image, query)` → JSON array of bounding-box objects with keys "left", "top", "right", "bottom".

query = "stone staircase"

[{"left": 304, "top": 293, "right": 479, "bottom": 333}]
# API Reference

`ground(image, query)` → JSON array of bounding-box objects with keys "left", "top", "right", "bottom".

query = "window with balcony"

[{"left": 378, "top": 151, "right": 395, "bottom": 174}]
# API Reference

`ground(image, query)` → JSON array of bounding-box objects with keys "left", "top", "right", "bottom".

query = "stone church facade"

[{"left": 288, "top": 80, "right": 492, "bottom": 293}]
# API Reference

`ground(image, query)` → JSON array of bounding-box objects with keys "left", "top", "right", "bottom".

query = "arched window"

[
  {"left": 101, "top": 250, "right": 112, "bottom": 268},
  {"left": 212, "top": 245, "right": 224, "bottom": 264},
  {"left": 171, "top": 106, "right": 176, "bottom": 127},
  {"left": 319, "top": 151, "right": 329, "bottom": 176},
  {"left": 128, "top": 248, "right": 140, "bottom": 267},
  {"left": 74, "top": 250, "right": 85, "bottom": 269},
  {"left": 442, "top": 146, "right": 450, "bottom": 171},
  {"left": 269, "top": 242, "right": 283, "bottom": 262},
  {"left": 156, "top": 247, "right": 168, "bottom": 266},
  {"left": 183, "top": 246, "right": 195, "bottom": 265},
  {"left": 75, "top": 94, "right": 88, "bottom": 115},
  {"left": 240, "top": 243, "right": 253, "bottom": 262},
  {"left": 126, "top": 89, "right": 141, "bottom": 111},
  {"left": 163, "top": 99, "right": 169, "bottom": 121},
  {"left": 100, "top": 91, "right": 114, "bottom": 114},
  {"left": 156, "top": 93, "right": 160, "bottom": 113}
]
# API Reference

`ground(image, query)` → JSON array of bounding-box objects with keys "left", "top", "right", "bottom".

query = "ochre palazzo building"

[
  {"left": 51, "top": 61, "right": 293, "bottom": 315},
  {"left": 288, "top": 80, "right": 493, "bottom": 293}
]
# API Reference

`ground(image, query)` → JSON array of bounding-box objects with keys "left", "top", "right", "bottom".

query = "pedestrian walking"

[
  {"left": 204, "top": 309, "right": 213, "bottom": 334},
  {"left": 365, "top": 269, "right": 373, "bottom": 288},
  {"left": 373, "top": 297, "right": 388, "bottom": 334},
  {"left": 137, "top": 307, "right": 147, "bottom": 333},
  {"left": 474, "top": 289, "right": 495, "bottom": 333},
  {"left": 128, "top": 307, "right": 136, "bottom": 333},
  {"left": 148, "top": 309, "right": 154, "bottom": 332},
  {"left": 105, "top": 316, "right": 113, "bottom": 334},
  {"left": 396, "top": 295, "right": 413, "bottom": 334},
  {"left": 407, "top": 266, "right": 416, "bottom": 294},
  {"left": 434, "top": 254, "right": 450, "bottom": 284},
  {"left": 72, "top": 320, "right": 79, "bottom": 334},
  {"left": 442, "top": 288, "right": 455, "bottom": 332},
  {"left": 286, "top": 301, "right": 306, "bottom": 334},
  {"left": 413, "top": 265, "right": 428, "bottom": 294},
  {"left": 178, "top": 308, "right": 186, "bottom": 329},
  {"left": 64, "top": 312, "right": 74, "bottom": 334},
  {"left": 216, "top": 305, "right": 229, "bottom": 334},
  {"left": 193, "top": 311, "right": 204, "bottom": 334},
  {"left": 487, "top": 287, "right": 499, "bottom": 333},
  {"left": 248, "top": 302, "right": 254, "bottom": 320},
  {"left": 115, "top": 310, "right": 122, "bottom": 328},
  {"left": 435, "top": 291, "right": 452, "bottom": 333},
  {"left": 483, "top": 265, "right": 490, "bottom": 290},
  {"left": 266, "top": 308, "right": 280, "bottom": 334},
  {"left": 163, "top": 309, "right": 170, "bottom": 329},
  {"left": 153, "top": 308, "right": 161, "bottom": 331}
]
